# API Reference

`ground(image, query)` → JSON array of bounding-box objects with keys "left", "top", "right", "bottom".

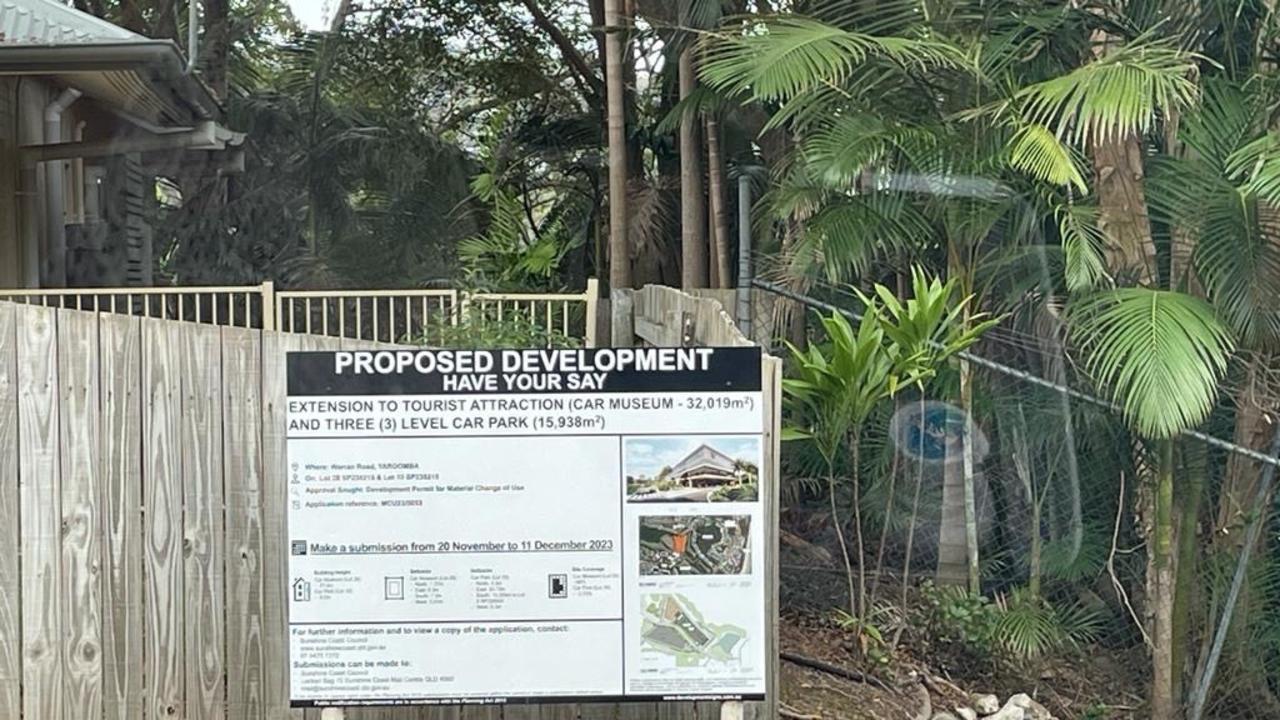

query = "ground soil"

[{"left": 776, "top": 520, "right": 1149, "bottom": 720}]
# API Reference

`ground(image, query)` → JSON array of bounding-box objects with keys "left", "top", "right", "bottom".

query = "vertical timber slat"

[
  {"left": 57, "top": 308, "right": 104, "bottom": 719},
  {"left": 143, "top": 317, "right": 185, "bottom": 718},
  {"left": 0, "top": 303, "right": 19, "bottom": 719},
  {"left": 19, "top": 304, "right": 63, "bottom": 720},
  {"left": 100, "top": 313, "right": 144, "bottom": 720},
  {"left": 184, "top": 322, "right": 227, "bottom": 719},
  {"left": 226, "top": 326, "right": 268, "bottom": 719},
  {"left": 263, "top": 328, "right": 306, "bottom": 719}
]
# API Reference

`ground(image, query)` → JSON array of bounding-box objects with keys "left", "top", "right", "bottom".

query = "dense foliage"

[{"left": 83, "top": 0, "right": 1280, "bottom": 716}]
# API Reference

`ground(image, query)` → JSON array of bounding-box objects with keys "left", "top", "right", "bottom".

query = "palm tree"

[
  {"left": 700, "top": 2, "right": 1280, "bottom": 715},
  {"left": 604, "top": 0, "right": 631, "bottom": 292}
]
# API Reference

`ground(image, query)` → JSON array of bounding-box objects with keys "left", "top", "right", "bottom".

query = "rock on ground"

[
  {"left": 971, "top": 694, "right": 1000, "bottom": 715},
  {"left": 1006, "top": 693, "right": 1055, "bottom": 720}
]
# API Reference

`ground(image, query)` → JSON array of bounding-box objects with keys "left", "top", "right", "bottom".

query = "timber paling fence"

[
  {"left": 0, "top": 288, "right": 779, "bottom": 720},
  {"left": 0, "top": 280, "right": 599, "bottom": 347}
]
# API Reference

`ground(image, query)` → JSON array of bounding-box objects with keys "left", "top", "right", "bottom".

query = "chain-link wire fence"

[{"left": 755, "top": 277, "right": 1280, "bottom": 720}]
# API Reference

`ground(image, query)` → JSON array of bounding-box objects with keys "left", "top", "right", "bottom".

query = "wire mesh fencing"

[{"left": 757, "top": 278, "right": 1280, "bottom": 719}]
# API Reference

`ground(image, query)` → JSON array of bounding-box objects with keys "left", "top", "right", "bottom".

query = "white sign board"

[{"left": 285, "top": 347, "right": 767, "bottom": 707}]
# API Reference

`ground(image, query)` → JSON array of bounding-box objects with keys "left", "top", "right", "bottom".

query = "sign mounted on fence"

[{"left": 285, "top": 347, "right": 768, "bottom": 707}]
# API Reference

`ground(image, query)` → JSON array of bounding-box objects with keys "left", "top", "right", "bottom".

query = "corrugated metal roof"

[{"left": 0, "top": 0, "right": 141, "bottom": 45}]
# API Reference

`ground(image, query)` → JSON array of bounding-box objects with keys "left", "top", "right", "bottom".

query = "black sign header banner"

[{"left": 287, "top": 346, "right": 762, "bottom": 396}]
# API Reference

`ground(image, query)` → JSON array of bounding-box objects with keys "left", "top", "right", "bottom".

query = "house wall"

[
  {"left": 0, "top": 78, "right": 21, "bottom": 287},
  {"left": 0, "top": 76, "right": 154, "bottom": 289}
]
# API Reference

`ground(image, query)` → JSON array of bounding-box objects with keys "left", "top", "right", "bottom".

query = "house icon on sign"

[{"left": 293, "top": 577, "right": 311, "bottom": 602}]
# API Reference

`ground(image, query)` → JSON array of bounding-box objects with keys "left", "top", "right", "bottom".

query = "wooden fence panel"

[
  {"left": 225, "top": 326, "right": 268, "bottom": 720},
  {"left": 0, "top": 303, "right": 20, "bottom": 719},
  {"left": 2, "top": 300, "right": 777, "bottom": 720},
  {"left": 185, "top": 322, "right": 228, "bottom": 720},
  {"left": 143, "top": 317, "right": 186, "bottom": 718},
  {"left": 57, "top": 309, "right": 104, "bottom": 720},
  {"left": 100, "top": 313, "right": 144, "bottom": 720},
  {"left": 261, "top": 329, "right": 303, "bottom": 720},
  {"left": 18, "top": 305, "right": 64, "bottom": 720}
]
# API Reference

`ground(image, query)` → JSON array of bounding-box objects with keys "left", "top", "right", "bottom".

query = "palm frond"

[
  {"left": 1069, "top": 288, "right": 1235, "bottom": 438},
  {"left": 1014, "top": 41, "right": 1200, "bottom": 145},
  {"left": 789, "top": 193, "right": 932, "bottom": 282},
  {"left": 1055, "top": 203, "right": 1111, "bottom": 292},
  {"left": 699, "top": 17, "right": 962, "bottom": 104},
  {"left": 1226, "top": 132, "right": 1280, "bottom": 205},
  {"left": 1007, "top": 122, "right": 1089, "bottom": 192}
]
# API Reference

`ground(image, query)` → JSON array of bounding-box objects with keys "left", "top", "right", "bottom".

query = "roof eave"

[{"left": 0, "top": 41, "right": 219, "bottom": 121}]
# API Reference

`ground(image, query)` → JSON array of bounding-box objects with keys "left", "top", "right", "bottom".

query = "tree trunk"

[
  {"left": 851, "top": 430, "right": 867, "bottom": 623},
  {"left": 679, "top": 47, "right": 707, "bottom": 289},
  {"left": 706, "top": 115, "right": 731, "bottom": 289},
  {"left": 960, "top": 359, "right": 981, "bottom": 593},
  {"left": 1172, "top": 440, "right": 1206, "bottom": 707},
  {"left": 201, "top": 0, "right": 231, "bottom": 99},
  {"left": 1151, "top": 440, "right": 1178, "bottom": 720},
  {"left": 937, "top": 454, "right": 969, "bottom": 587},
  {"left": 1092, "top": 132, "right": 1157, "bottom": 286},
  {"left": 603, "top": 0, "right": 631, "bottom": 292},
  {"left": 1218, "top": 361, "right": 1273, "bottom": 535}
]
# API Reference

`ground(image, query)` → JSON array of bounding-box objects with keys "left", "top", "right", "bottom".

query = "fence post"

[
  {"left": 456, "top": 290, "right": 469, "bottom": 328},
  {"left": 584, "top": 278, "right": 599, "bottom": 348},
  {"left": 260, "top": 280, "right": 276, "bottom": 332},
  {"left": 736, "top": 176, "right": 752, "bottom": 339}
]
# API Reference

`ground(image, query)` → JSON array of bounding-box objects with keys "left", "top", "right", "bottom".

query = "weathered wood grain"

[
  {"left": 576, "top": 702, "right": 620, "bottom": 720},
  {"left": 184, "top": 321, "right": 227, "bottom": 719},
  {"left": 226, "top": 326, "right": 268, "bottom": 719},
  {"left": 57, "top": 309, "right": 104, "bottom": 719},
  {"left": 143, "top": 317, "right": 185, "bottom": 718},
  {"left": 0, "top": 303, "right": 20, "bottom": 719},
  {"left": 18, "top": 304, "right": 63, "bottom": 720},
  {"left": 100, "top": 312, "right": 144, "bottom": 720},
  {"left": 262, "top": 330, "right": 307, "bottom": 720}
]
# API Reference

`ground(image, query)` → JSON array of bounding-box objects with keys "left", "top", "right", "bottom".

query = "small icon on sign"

[
  {"left": 385, "top": 576, "right": 405, "bottom": 601},
  {"left": 548, "top": 574, "right": 568, "bottom": 599},
  {"left": 292, "top": 577, "right": 311, "bottom": 602},
  {"left": 291, "top": 540, "right": 308, "bottom": 556}
]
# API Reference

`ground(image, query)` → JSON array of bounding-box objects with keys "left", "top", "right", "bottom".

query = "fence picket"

[
  {"left": 100, "top": 313, "right": 144, "bottom": 720},
  {"left": 184, "top": 322, "right": 228, "bottom": 719},
  {"left": 18, "top": 304, "right": 64, "bottom": 720},
  {"left": 57, "top": 309, "right": 104, "bottom": 720},
  {"left": 143, "top": 317, "right": 186, "bottom": 718},
  {"left": 225, "top": 326, "right": 268, "bottom": 719},
  {"left": 0, "top": 303, "right": 20, "bottom": 719}
]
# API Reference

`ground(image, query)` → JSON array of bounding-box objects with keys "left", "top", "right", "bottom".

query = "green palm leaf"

[
  {"left": 1055, "top": 203, "right": 1110, "bottom": 292},
  {"left": 1014, "top": 41, "right": 1200, "bottom": 144},
  {"left": 699, "top": 17, "right": 961, "bottom": 104},
  {"left": 788, "top": 193, "right": 933, "bottom": 282},
  {"left": 1070, "top": 288, "right": 1234, "bottom": 438},
  {"left": 1007, "top": 122, "right": 1089, "bottom": 192}
]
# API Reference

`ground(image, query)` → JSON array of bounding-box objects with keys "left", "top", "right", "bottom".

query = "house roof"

[
  {"left": 0, "top": 0, "right": 142, "bottom": 45},
  {"left": 670, "top": 444, "right": 737, "bottom": 476},
  {"left": 0, "top": 0, "right": 221, "bottom": 126}
]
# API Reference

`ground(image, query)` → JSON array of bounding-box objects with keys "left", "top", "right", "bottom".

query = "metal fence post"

[
  {"left": 584, "top": 277, "right": 599, "bottom": 348},
  {"left": 736, "top": 176, "right": 752, "bottom": 338}
]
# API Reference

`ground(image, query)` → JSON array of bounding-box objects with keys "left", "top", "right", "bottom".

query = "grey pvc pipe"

[{"left": 43, "top": 86, "right": 81, "bottom": 286}]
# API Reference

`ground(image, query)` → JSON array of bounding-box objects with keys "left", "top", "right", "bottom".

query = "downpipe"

[{"left": 43, "top": 87, "right": 81, "bottom": 286}]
